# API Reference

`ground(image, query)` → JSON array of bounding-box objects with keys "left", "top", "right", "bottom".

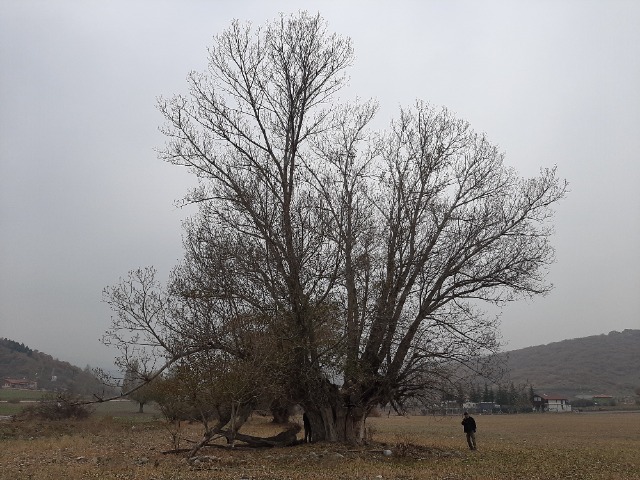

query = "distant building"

[
  {"left": 475, "top": 402, "right": 501, "bottom": 414},
  {"left": 462, "top": 402, "right": 477, "bottom": 411},
  {"left": 592, "top": 394, "right": 614, "bottom": 406},
  {"left": 3, "top": 378, "right": 38, "bottom": 390},
  {"left": 533, "top": 393, "right": 571, "bottom": 412}
]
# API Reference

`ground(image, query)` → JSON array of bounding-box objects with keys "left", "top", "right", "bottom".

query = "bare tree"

[
  {"left": 122, "top": 360, "right": 156, "bottom": 413},
  {"left": 102, "top": 266, "right": 293, "bottom": 453},
  {"left": 105, "top": 12, "right": 567, "bottom": 445}
]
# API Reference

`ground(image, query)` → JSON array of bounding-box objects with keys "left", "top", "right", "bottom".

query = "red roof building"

[{"left": 2, "top": 378, "right": 38, "bottom": 390}]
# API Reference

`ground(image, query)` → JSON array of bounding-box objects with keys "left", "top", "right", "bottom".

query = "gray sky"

[{"left": 1, "top": 1, "right": 639, "bottom": 369}]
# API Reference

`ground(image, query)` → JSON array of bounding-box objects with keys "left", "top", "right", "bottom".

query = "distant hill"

[
  {"left": 4, "top": 330, "right": 638, "bottom": 401},
  {"left": 0, "top": 338, "right": 115, "bottom": 396},
  {"left": 502, "top": 329, "right": 640, "bottom": 398}
]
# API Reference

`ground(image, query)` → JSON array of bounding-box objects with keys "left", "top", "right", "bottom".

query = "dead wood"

[{"left": 222, "top": 424, "right": 301, "bottom": 448}]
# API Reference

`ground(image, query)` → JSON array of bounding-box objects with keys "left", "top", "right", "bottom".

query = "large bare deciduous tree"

[{"left": 104, "top": 12, "right": 567, "bottom": 446}]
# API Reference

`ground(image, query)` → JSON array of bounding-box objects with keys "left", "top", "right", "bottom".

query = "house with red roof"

[{"left": 2, "top": 378, "right": 38, "bottom": 390}]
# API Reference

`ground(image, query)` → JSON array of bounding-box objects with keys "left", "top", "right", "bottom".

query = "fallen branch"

[{"left": 222, "top": 424, "right": 301, "bottom": 448}]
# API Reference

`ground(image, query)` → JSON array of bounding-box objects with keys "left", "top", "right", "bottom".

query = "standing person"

[
  {"left": 303, "top": 412, "right": 312, "bottom": 443},
  {"left": 461, "top": 412, "right": 477, "bottom": 450}
]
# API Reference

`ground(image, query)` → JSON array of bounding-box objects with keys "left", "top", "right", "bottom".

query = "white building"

[{"left": 533, "top": 393, "right": 571, "bottom": 412}]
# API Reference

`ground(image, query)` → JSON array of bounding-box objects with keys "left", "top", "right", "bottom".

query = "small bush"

[
  {"left": 19, "top": 392, "right": 94, "bottom": 420},
  {"left": 394, "top": 433, "right": 412, "bottom": 457}
]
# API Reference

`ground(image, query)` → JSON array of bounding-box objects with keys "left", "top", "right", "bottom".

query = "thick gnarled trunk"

[{"left": 303, "top": 398, "right": 367, "bottom": 444}]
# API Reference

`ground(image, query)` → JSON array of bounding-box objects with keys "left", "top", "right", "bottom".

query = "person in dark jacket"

[
  {"left": 303, "top": 412, "right": 312, "bottom": 443},
  {"left": 461, "top": 412, "right": 477, "bottom": 450}
]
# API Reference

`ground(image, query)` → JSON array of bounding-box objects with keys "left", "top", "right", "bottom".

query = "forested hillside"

[
  {"left": 0, "top": 338, "right": 114, "bottom": 396},
  {"left": 3, "top": 331, "right": 638, "bottom": 400},
  {"left": 502, "top": 329, "right": 640, "bottom": 398}
]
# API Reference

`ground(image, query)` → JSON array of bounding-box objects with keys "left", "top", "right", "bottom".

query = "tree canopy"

[{"left": 103, "top": 11, "right": 567, "bottom": 447}]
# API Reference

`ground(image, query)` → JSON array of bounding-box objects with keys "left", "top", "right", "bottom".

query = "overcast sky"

[{"left": 1, "top": 1, "right": 638, "bottom": 369}]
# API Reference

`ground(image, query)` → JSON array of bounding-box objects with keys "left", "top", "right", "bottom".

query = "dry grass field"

[{"left": 1, "top": 406, "right": 639, "bottom": 479}]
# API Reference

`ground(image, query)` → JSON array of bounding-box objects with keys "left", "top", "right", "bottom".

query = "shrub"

[{"left": 19, "top": 392, "right": 94, "bottom": 420}]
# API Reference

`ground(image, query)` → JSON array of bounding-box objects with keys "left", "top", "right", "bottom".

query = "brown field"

[{"left": 1, "top": 406, "right": 639, "bottom": 479}]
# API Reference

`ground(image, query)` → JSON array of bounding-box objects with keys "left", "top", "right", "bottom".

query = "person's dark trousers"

[{"left": 466, "top": 431, "right": 476, "bottom": 450}]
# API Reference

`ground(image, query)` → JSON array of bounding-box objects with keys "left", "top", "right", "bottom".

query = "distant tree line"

[
  {"left": 440, "top": 381, "right": 535, "bottom": 412},
  {"left": 0, "top": 338, "right": 33, "bottom": 356}
]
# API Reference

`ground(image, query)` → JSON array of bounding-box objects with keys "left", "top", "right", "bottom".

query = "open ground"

[{"left": 1, "top": 400, "right": 639, "bottom": 479}]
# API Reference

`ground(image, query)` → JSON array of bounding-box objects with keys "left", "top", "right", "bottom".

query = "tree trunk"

[
  {"left": 138, "top": 401, "right": 144, "bottom": 414},
  {"left": 270, "top": 398, "right": 293, "bottom": 424},
  {"left": 304, "top": 402, "right": 367, "bottom": 444}
]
